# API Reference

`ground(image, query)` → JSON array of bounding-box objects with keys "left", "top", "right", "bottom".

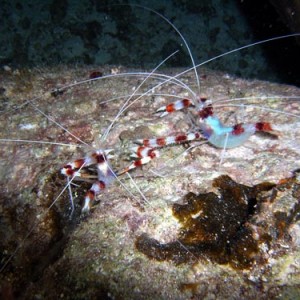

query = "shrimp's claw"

[
  {"left": 156, "top": 99, "right": 194, "bottom": 117},
  {"left": 117, "top": 156, "right": 156, "bottom": 176},
  {"left": 117, "top": 146, "right": 160, "bottom": 176}
]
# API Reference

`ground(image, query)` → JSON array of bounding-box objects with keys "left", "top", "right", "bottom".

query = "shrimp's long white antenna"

[
  {"left": 215, "top": 103, "right": 300, "bottom": 119},
  {"left": 2, "top": 71, "right": 196, "bottom": 119},
  {"left": 67, "top": 177, "right": 75, "bottom": 218},
  {"left": 111, "top": 34, "right": 300, "bottom": 106},
  {"left": 129, "top": 4, "right": 201, "bottom": 95},
  {"left": 0, "top": 139, "right": 81, "bottom": 148},
  {"left": 219, "top": 133, "right": 229, "bottom": 167},
  {"left": 27, "top": 101, "right": 92, "bottom": 149},
  {"left": 213, "top": 95, "right": 300, "bottom": 105},
  {"left": 211, "top": 95, "right": 300, "bottom": 117},
  {"left": 125, "top": 172, "right": 152, "bottom": 207},
  {"left": 102, "top": 50, "right": 179, "bottom": 141},
  {"left": 179, "top": 33, "right": 300, "bottom": 81}
]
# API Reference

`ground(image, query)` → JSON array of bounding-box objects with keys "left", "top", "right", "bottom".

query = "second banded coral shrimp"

[{"left": 1, "top": 6, "right": 300, "bottom": 299}]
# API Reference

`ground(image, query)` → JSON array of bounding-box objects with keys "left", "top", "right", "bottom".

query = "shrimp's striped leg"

[
  {"left": 117, "top": 132, "right": 203, "bottom": 175},
  {"left": 136, "top": 132, "right": 202, "bottom": 148},
  {"left": 156, "top": 98, "right": 194, "bottom": 117}
]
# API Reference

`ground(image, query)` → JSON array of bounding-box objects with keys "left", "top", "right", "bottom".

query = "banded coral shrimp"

[{"left": 0, "top": 6, "right": 300, "bottom": 300}]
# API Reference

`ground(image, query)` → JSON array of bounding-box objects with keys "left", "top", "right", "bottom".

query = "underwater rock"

[{"left": 0, "top": 65, "right": 300, "bottom": 299}]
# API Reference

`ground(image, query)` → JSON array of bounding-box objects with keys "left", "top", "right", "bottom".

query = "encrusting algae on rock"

[
  {"left": 136, "top": 173, "right": 300, "bottom": 270},
  {"left": 136, "top": 175, "right": 274, "bottom": 268}
]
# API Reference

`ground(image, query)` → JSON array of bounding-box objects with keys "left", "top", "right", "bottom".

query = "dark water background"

[{"left": 1, "top": 0, "right": 299, "bottom": 86}]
